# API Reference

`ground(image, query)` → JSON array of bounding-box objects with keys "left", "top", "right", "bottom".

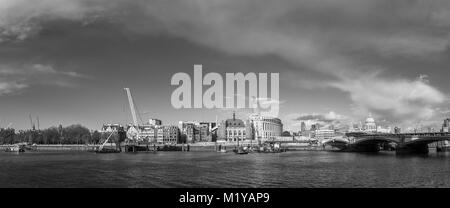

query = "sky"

[{"left": 1, "top": 0, "right": 450, "bottom": 131}]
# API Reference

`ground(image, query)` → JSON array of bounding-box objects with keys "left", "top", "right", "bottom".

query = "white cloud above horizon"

[{"left": 0, "top": 64, "right": 85, "bottom": 95}]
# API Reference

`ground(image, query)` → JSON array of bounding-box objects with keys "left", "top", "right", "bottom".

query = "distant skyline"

[{"left": 1, "top": 0, "right": 450, "bottom": 131}]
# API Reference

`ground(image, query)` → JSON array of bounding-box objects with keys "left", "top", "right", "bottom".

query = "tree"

[
  {"left": 43, "top": 127, "right": 60, "bottom": 144},
  {"left": 63, "top": 124, "right": 91, "bottom": 144},
  {"left": 0, "top": 128, "right": 16, "bottom": 144},
  {"left": 1, "top": 124, "right": 109, "bottom": 145},
  {"left": 91, "top": 131, "right": 102, "bottom": 144}
]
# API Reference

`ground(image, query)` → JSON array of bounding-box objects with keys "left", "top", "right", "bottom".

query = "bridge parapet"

[
  {"left": 346, "top": 132, "right": 450, "bottom": 138},
  {"left": 345, "top": 132, "right": 450, "bottom": 154}
]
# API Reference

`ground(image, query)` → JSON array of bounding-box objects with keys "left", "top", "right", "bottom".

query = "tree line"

[{"left": 0, "top": 124, "right": 118, "bottom": 145}]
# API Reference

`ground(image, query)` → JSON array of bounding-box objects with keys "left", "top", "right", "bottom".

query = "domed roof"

[
  {"left": 225, "top": 119, "right": 245, "bottom": 127},
  {"left": 365, "top": 113, "right": 375, "bottom": 124},
  {"left": 225, "top": 112, "right": 245, "bottom": 127}
]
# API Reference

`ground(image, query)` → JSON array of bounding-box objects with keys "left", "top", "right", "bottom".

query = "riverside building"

[
  {"left": 156, "top": 126, "right": 164, "bottom": 143},
  {"left": 249, "top": 113, "right": 283, "bottom": 142},
  {"left": 149, "top": 118, "right": 162, "bottom": 126},
  {"left": 101, "top": 124, "right": 123, "bottom": 133},
  {"left": 178, "top": 121, "right": 218, "bottom": 143},
  {"left": 178, "top": 121, "right": 199, "bottom": 143},
  {"left": 442, "top": 119, "right": 450, "bottom": 133},
  {"left": 122, "top": 119, "right": 164, "bottom": 142},
  {"left": 162, "top": 125, "right": 180, "bottom": 144},
  {"left": 139, "top": 125, "right": 156, "bottom": 142},
  {"left": 217, "top": 113, "right": 253, "bottom": 142},
  {"left": 314, "top": 129, "right": 335, "bottom": 140}
]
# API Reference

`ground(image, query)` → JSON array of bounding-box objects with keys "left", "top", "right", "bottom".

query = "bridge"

[
  {"left": 320, "top": 138, "right": 350, "bottom": 149},
  {"left": 322, "top": 132, "right": 450, "bottom": 154}
]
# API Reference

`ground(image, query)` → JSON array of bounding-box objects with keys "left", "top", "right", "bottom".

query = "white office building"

[{"left": 249, "top": 113, "right": 283, "bottom": 141}]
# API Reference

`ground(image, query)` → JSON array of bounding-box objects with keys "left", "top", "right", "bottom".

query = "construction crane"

[
  {"left": 98, "top": 131, "right": 116, "bottom": 152},
  {"left": 124, "top": 88, "right": 139, "bottom": 127},
  {"left": 124, "top": 88, "right": 144, "bottom": 142}
]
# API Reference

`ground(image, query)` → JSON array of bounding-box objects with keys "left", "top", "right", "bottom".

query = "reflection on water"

[{"left": 0, "top": 151, "right": 448, "bottom": 188}]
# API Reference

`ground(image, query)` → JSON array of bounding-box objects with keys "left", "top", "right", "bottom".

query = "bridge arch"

[
  {"left": 343, "top": 136, "right": 400, "bottom": 152},
  {"left": 352, "top": 137, "right": 400, "bottom": 146},
  {"left": 403, "top": 137, "right": 447, "bottom": 146},
  {"left": 321, "top": 138, "right": 349, "bottom": 145},
  {"left": 321, "top": 138, "right": 349, "bottom": 149}
]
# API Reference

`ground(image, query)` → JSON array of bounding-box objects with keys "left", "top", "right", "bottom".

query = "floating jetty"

[
  {"left": 95, "top": 148, "right": 121, "bottom": 153},
  {"left": 122, "top": 143, "right": 190, "bottom": 152},
  {"left": 123, "top": 143, "right": 156, "bottom": 153}
]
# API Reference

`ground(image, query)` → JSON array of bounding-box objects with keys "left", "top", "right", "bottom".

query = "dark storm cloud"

[{"left": 1, "top": 0, "right": 449, "bottom": 126}]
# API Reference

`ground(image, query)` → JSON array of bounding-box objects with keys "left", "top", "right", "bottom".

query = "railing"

[{"left": 346, "top": 132, "right": 450, "bottom": 137}]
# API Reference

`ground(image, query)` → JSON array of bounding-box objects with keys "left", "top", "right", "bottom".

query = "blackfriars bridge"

[{"left": 321, "top": 132, "right": 450, "bottom": 154}]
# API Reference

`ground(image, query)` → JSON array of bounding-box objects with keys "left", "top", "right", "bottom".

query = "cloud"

[
  {"left": 286, "top": 111, "right": 349, "bottom": 131},
  {"left": 0, "top": 81, "right": 27, "bottom": 95},
  {"left": 296, "top": 111, "right": 346, "bottom": 123},
  {"left": 130, "top": 0, "right": 449, "bottom": 124},
  {"left": 31, "top": 64, "right": 84, "bottom": 78},
  {"left": 3, "top": 1, "right": 449, "bottom": 55},
  {"left": 0, "top": 0, "right": 449, "bottom": 124},
  {"left": 0, "top": 63, "right": 85, "bottom": 95},
  {"left": 330, "top": 74, "right": 446, "bottom": 125},
  {"left": 0, "top": 0, "right": 119, "bottom": 42}
]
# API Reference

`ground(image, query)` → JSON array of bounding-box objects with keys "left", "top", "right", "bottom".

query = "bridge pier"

[{"left": 396, "top": 144, "right": 429, "bottom": 155}]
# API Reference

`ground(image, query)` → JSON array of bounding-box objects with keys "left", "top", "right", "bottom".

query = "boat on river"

[
  {"left": 233, "top": 146, "right": 249, "bottom": 154},
  {"left": 233, "top": 137, "right": 249, "bottom": 154},
  {"left": 5, "top": 144, "right": 25, "bottom": 152},
  {"left": 257, "top": 141, "right": 286, "bottom": 153},
  {"left": 157, "top": 145, "right": 182, "bottom": 151}
]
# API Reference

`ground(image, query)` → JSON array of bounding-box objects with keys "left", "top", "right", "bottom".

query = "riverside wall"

[{"left": 0, "top": 142, "right": 326, "bottom": 152}]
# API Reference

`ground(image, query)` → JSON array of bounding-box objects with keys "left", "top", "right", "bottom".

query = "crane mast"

[{"left": 124, "top": 88, "right": 139, "bottom": 127}]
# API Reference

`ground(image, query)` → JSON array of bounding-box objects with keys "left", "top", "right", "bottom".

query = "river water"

[{"left": 0, "top": 151, "right": 448, "bottom": 188}]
